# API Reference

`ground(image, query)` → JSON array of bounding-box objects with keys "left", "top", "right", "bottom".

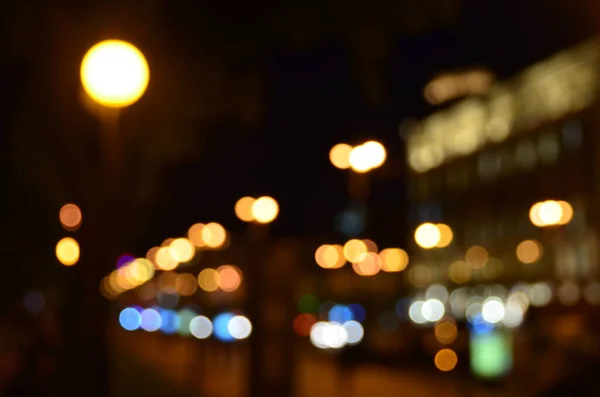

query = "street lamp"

[{"left": 80, "top": 40, "right": 149, "bottom": 108}]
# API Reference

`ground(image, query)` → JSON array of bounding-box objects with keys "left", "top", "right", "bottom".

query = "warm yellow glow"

[
  {"left": 516, "top": 240, "right": 543, "bottom": 264},
  {"left": 361, "top": 141, "right": 387, "bottom": 169},
  {"left": 434, "top": 348, "right": 458, "bottom": 372},
  {"left": 465, "top": 246, "right": 489, "bottom": 269},
  {"left": 56, "top": 237, "right": 80, "bottom": 266},
  {"left": 356, "top": 252, "right": 381, "bottom": 276},
  {"left": 80, "top": 40, "right": 149, "bottom": 108},
  {"left": 169, "top": 238, "right": 195, "bottom": 263},
  {"left": 146, "top": 247, "right": 159, "bottom": 266},
  {"left": 201, "top": 223, "right": 227, "bottom": 248},
  {"left": 435, "top": 224, "right": 453, "bottom": 248},
  {"left": 126, "top": 259, "right": 154, "bottom": 283},
  {"left": 530, "top": 200, "right": 565, "bottom": 227},
  {"left": 348, "top": 141, "right": 386, "bottom": 173},
  {"left": 435, "top": 320, "right": 458, "bottom": 344},
  {"left": 538, "top": 200, "right": 563, "bottom": 225},
  {"left": 557, "top": 201, "right": 574, "bottom": 225},
  {"left": 59, "top": 203, "right": 82, "bottom": 231},
  {"left": 329, "top": 143, "right": 352, "bottom": 169},
  {"left": 198, "top": 268, "right": 220, "bottom": 292},
  {"left": 343, "top": 239, "right": 368, "bottom": 263},
  {"left": 363, "top": 239, "right": 378, "bottom": 253},
  {"left": 414, "top": 223, "right": 441, "bottom": 249},
  {"left": 217, "top": 265, "right": 243, "bottom": 292},
  {"left": 379, "top": 248, "right": 409, "bottom": 272},
  {"left": 188, "top": 223, "right": 206, "bottom": 247},
  {"left": 235, "top": 196, "right": 256, "bottom": 222},
  {"left": 315, "top": 244, "right": 346, "bottom": 269},
  {"left": 448, "top": 260, "right": 471, "bottom": 284},
  {"left": 175, "top": 273, "right": 198, "bottom": 296},
  {"left": 348, "top": 145, "right": 371, "bottom": 173},
  {"left": 155, "top": 247, "right": 178, "bottom": 270},
  {"left": 251, "top": 196, "right": 279, "bottom": 224}
]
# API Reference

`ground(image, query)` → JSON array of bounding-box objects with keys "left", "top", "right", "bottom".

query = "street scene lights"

[
  {"left": 80, "top": 40, "right": 149, "bottom": 108},
  {"left": 329, "top": 140, "right": 387, "bottom": 173}
]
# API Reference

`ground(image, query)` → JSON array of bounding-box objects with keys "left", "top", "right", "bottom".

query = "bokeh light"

[
  {"left": 119, "top": 307, "right": 141, "bottom": 331},
  {"left": 481, "top": 298, "right": 506, "bottom": 324},
  {"left": 190, "top": 315, "right": 213, "bottom": 339},
  {"left": 140, "top": 308, "right": 162, "bottom": 332},
  {"left": 235, "top": 197, "right": 256, "bottom": 222},
  {"left": 435, "top": 320, "right": 458, "bottom": 344},
  {"left": 434, "top": 348, "right": 458, "bottom": 371},
  {"left": 59, "top": 203, "right": 82, "bottom": 231},
  {"left": 56, "top": 237, "right": 80, "bottom": 266},
  {"left": 159, "top": 309, "right": 180, "bottom": 334},
  {"left": 294, "top": 313, "right": 317, "bottom": 336},
  {"left": 354, "top": 252, "right": 381, "bottom": 276},
  {"left": 414, "top": 223, "right": 441, "bottom": 249},
  {"left": 170, "top": 238, "right": 195, "bottom": 263},
  {"left": 228, "top": 315, "right": 252, "bottom": 340},
  {"left": 435, "top": 224, "right": 453, "bottom": 248},
  {"left": 217, "top": 265, "right": 242, "bottom": 292},
  {"left": 379, "top": 248, "right": 409, "bottom": 272},
  {"left": 201, "top": 223, "right": 227, "bottom": 248},
  {"left": 177, "top": 309, "right": 196, "bottom": 336},
  {"left": 516, "top": 240, "right": 543, "bottom": 264},
  {"left": 329, "top": 143, "right": 352, "bottom": 169},
  {"left": 198, "top": 268, "right": 220, "bottom": 292},
  {"left": 343, "top": 239, "right": 368, "bottom": 263},
  {"left": 328, "top": 305, "right": 354, "bottom": 323},
  {"left": 175, "top": 273, "right": 198, "bottom": 296},
  {"left": 155, "top": 247, "right": 178, "bottom": 270},
  {"left": 251, "top": 196, "right": 279, "bottom": 224},
  {"left": 80, "top": 40, "right": 149, "bottom": 108},
  {"left": 465, "top": 246, "right": 489, "bottom": 269},
  {"left": 422, "top": 299, "right": 445, "bottom": 322},
  {"left": 187, "top": 223, "right": 206, "bottom": 247},
  {"left": 343, "top": 321, "right": 365, "bottom": 345},
  {"left": 315, "top": 244, "right": 346, "bottom": 269},
  {"left": 213, "top": 312, "right": 235, "bottom": 342}
]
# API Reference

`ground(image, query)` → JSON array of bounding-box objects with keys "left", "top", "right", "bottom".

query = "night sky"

[{"left": 1, "top": 0, "right": 597, "bottom": 292}]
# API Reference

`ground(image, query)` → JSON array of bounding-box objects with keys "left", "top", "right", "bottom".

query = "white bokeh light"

[
  {"left": 343, "top": 321, "right": 364, "bottom": 345},
  {"left": 422, "top": 299, "right": 445, "bottom": 322},
  {"left": 481, "top": 297, "right": 505, "bottom": 324},
  {"left": 409, "top": 300, "right": 427, "bottom": 324},
  {"left": 228, "top": 315, "right": 252, "bottom": 339},
  {"left": 189, "top": 315, "right": 213, "bottom": 339}
]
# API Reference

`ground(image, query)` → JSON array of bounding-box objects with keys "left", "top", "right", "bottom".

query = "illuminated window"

[
  {"left": 538, "top": 131, "right": 560, "bottom": 165},
  {"left": 515, "top": 140, "right": 537, "bottom": 170},
  {"left": 562, "top": 119, "right": 583, "bottom": 151}
]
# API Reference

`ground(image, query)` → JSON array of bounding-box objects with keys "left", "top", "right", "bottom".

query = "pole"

[{"left": 57, "top": 110, "right": 123, "bottom": 397}]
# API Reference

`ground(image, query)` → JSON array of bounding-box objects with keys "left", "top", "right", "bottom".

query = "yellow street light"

[
  {"left": 81, "top": 40, "right": 149, "bottom": 108},
  {"left": 235, "top": 196, "right": 256, "bottom": 222},
  {"left": 56, "top": 237, "right": 80, "bottom": 266},
  {"left": 251, "top": 196, "right": 279, "bottom": 224},
  {"left": 414, "top": 223, "right": 441, "bottom": 249},
  {"left": 329, "top": 143, "right": 352, "bottom": 169}
]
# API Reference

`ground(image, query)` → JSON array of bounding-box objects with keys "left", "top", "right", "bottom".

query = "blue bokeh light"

[
  {"left": 328, "top": 305, "right": 353, "bottom": 323},
  {"left": 140, "top": 308, "right": 162, "bottom": 332},
  {"left": 159, "top": 309, "right": 180, "bottom": 334},
  {"left": 119, "top": 307, "right": 142, "bottom": 331},
  {"left": 348, "top": 303, "right": 366, "bottom": 323},
  {"left": 213, "top": 312, "right": 235, "bottom": 342},
  {"left": 469, "top": 313, "right": 495, "bottom": 335}
]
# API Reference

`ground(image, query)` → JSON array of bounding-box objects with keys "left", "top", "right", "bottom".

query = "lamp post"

[
  {"left": 59, "top": 39, "right": 149, "bottom": 397},
  {"left": 235, "top": 196, "right": 294, "bottom": 397}
]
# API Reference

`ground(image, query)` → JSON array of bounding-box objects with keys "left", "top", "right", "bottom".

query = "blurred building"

[
  {"left": 405, "top": 37, "right": 600, "bottom": 297},
  {"left": 402, "top": 37, "right": 600, "bottom": 390}
]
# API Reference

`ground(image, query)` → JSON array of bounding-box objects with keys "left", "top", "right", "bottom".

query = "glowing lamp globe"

[{"left": 80, "top": 40, "right": 149, "bottom": 108}]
